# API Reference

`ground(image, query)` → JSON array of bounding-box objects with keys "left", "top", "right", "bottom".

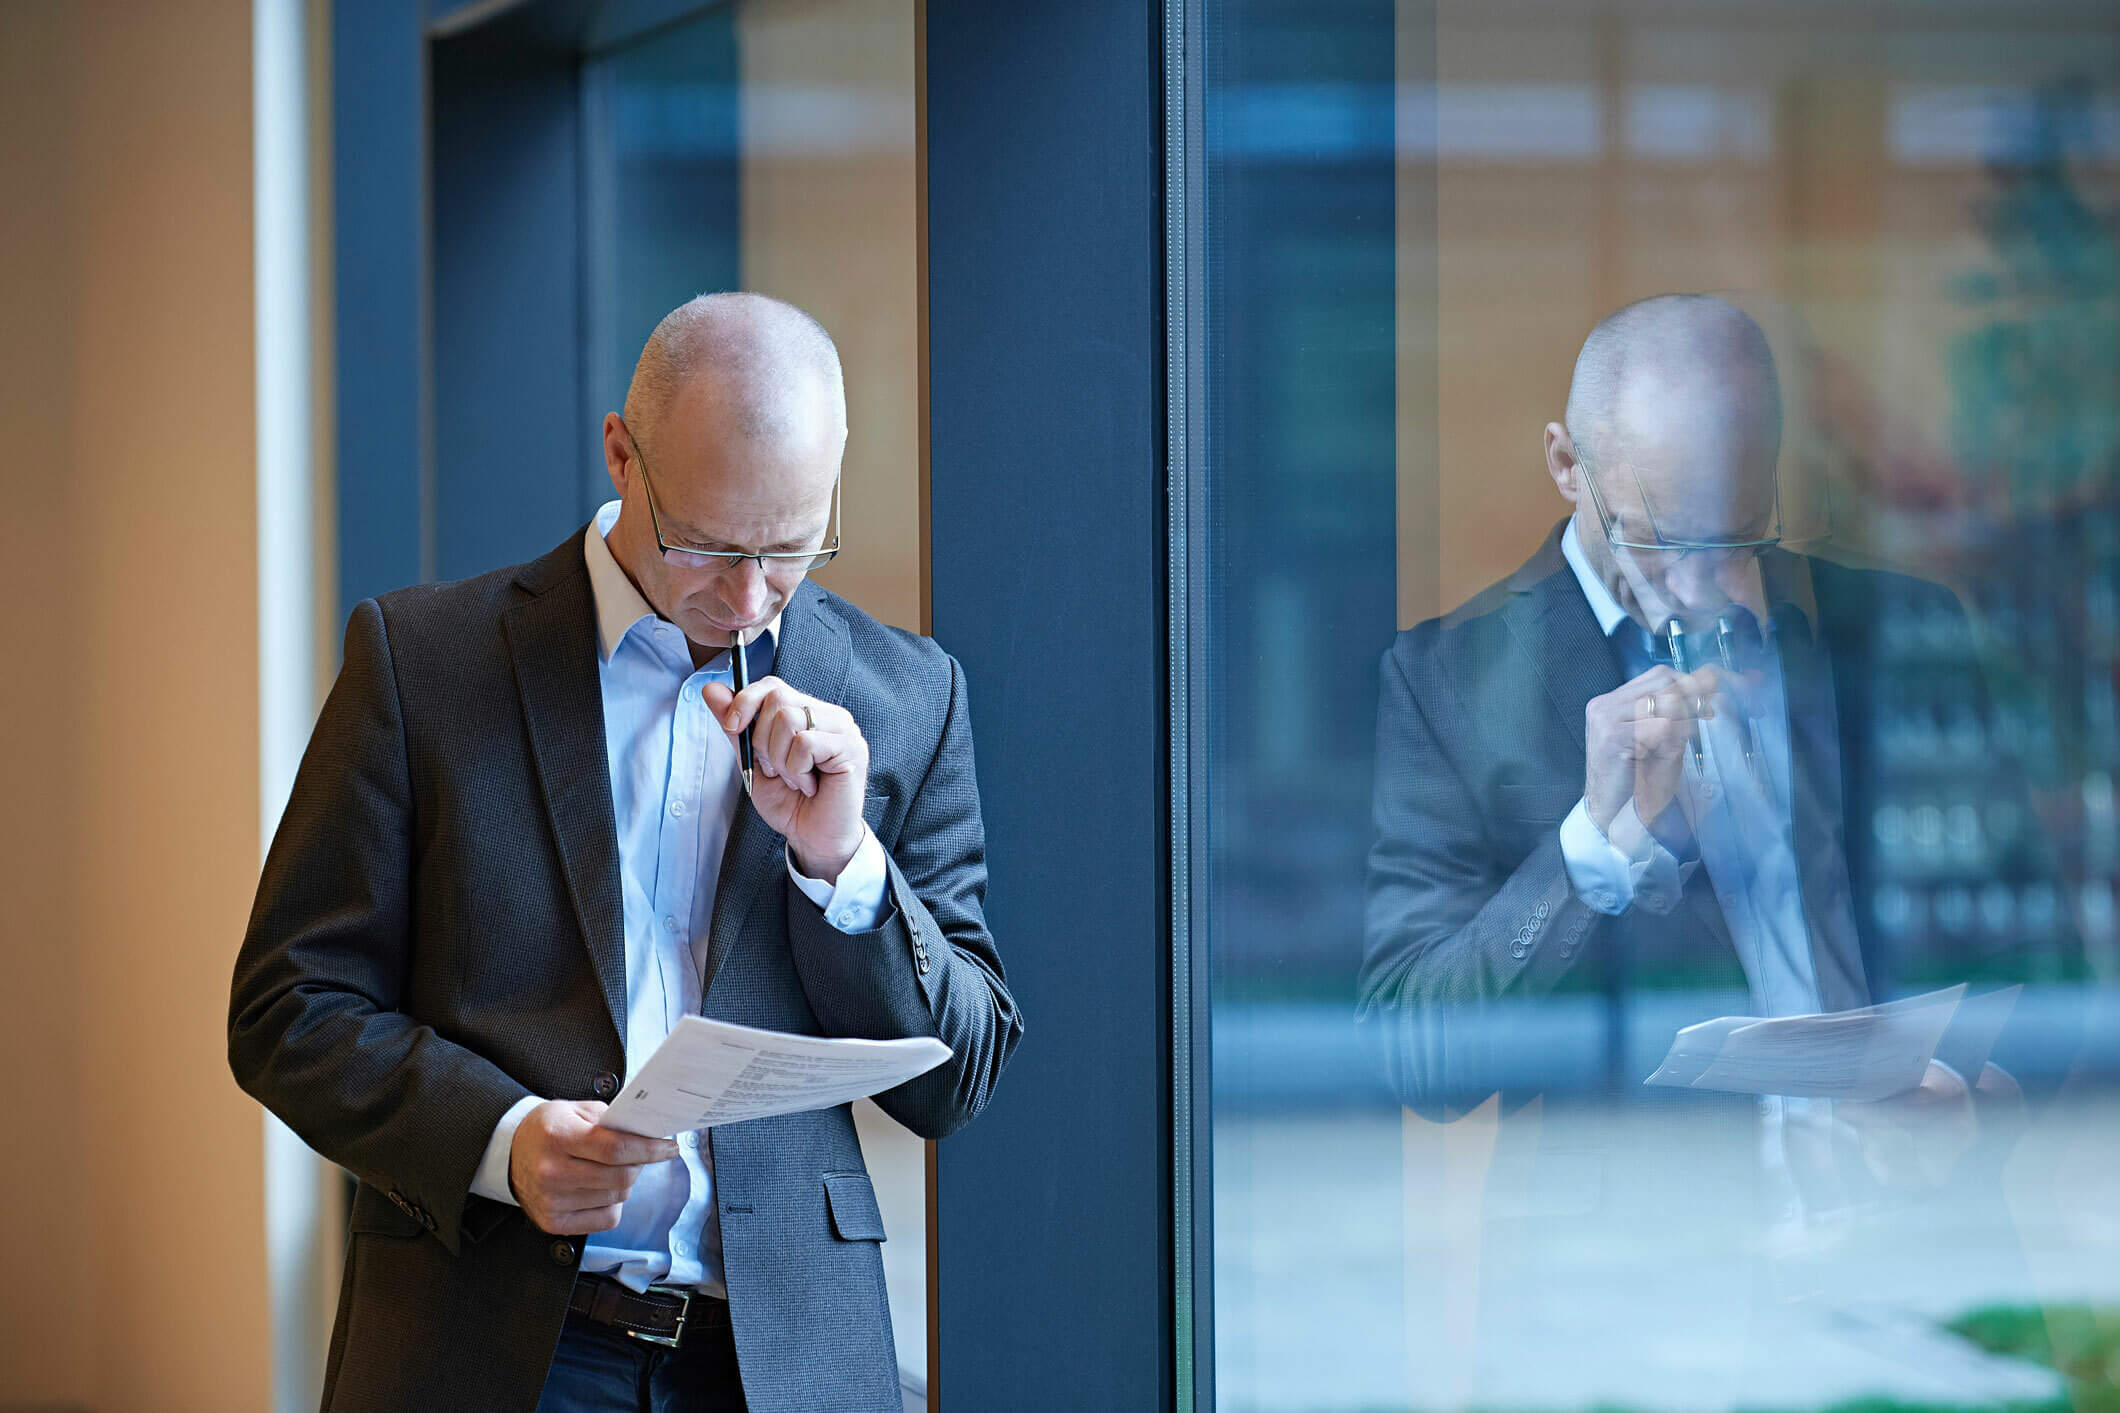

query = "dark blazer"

[
  {"left": 1359, "top": 520, "right": 1967, "bottom": 1115},
  {"left": 230, "top": 529, "right": 1022, "bottom": 1413}
]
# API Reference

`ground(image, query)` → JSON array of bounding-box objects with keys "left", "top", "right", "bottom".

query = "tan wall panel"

[
  {"left": 0, "top": 1, "right": 269, "bottom": 1407},
  {"left": 0, "top": 2, "right": 92, "bottom": 1400},
  {"left": 738, "top": 0, "right": 923, "bottom": 634}
]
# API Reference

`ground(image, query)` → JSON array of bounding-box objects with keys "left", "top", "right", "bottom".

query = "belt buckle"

[{"left": 626, "top": 1285, "right": 692, "bottom": 1349}]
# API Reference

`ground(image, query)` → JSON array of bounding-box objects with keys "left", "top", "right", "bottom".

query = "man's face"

[
  {"left": 607, "top": 379, "right": 843, "bottom": 647},
  {"left": 1576, "top": 417, "right": 1778, "bottom": 632}
]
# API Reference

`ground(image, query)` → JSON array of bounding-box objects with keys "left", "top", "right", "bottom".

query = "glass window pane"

[{"left": 1192, "top": 3, "right": 2120, "bottom": 1409}]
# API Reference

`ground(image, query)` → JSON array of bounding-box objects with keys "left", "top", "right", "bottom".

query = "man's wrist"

[
  {"left": 790, "top": 837, "right": 859, "bottom": 886},
  {"left": 1645, "top": 799, "right": 1696, "bottom": 861},
  {"left": 789, "top": 829, "right": 890, "bottom": 934},
  {"left": 472, "top": 1094, "right": 545, "bottom": 1207}
]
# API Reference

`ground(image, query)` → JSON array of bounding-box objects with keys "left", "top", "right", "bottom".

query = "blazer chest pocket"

[
  {"left": 1498, "top": 780, "right": 1565, "bottom": 825},
  {"left": 823, "top": 1171, "right": 887, "bottom": 1242}
]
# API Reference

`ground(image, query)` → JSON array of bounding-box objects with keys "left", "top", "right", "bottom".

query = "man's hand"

[
  {"left": 1584, "top": 663, "right": 1727, "bottom": 837},
  {"left": 508, "top": 1100, "right": 679, "bottom": 1236},
  {"left": 703, "top": 677, "right": 869, "bottom": 883},
  {"left": 1836, "top": 1060, "right": 1982, "bottom": 1190}
]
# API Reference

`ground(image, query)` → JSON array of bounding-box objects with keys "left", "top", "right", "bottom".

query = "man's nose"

[
  {"left": 1665, "top": 555, "right": 1725, "bottom": 611},
  {"left": 722, "top": 559, "right": 773, "bottom": 619}
]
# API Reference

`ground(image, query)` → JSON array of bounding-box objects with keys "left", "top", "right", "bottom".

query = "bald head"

[
  {"left": 623, "top": 291, "right": 847, "bottom": 459},
  {"left": 601, "top": 292, "right": 848, "bottom": 650},
  {"left": 1564, "top": 293, "right": 1782, "bottom": 492},
  {"left": 1546, "top": 294, "right": 1788, "bottom": 629}
]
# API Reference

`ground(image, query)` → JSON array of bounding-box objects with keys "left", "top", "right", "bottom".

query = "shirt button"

[
  {"left": 670, "top": 799, "right": 686, "bottom": 818},
  {"left": 679, "top": 1131, "right": 697, "bottom": 1149},
  {"left": 1597, "top": 891, "right": 1617, "bottom": 911},
  {"left": 673, "top": 1238, "right": 690, "bottom": 1257},
  {"left": 1701, "top": 780, "right": 1718, "bottom": 801},
  {"left": 664, "top": 916, "right": 679, "bottom": 934}
]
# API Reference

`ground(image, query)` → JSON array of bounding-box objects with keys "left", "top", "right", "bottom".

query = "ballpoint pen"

[
  {"left": 1714, "top": 614, "right": 1762, "bottom": 781},
  {"left": 1664, "top": 618, "right": 1708, "bottom": 775},
  {"left": 730, "top": 628, "right": 754, "bottom": 793}
]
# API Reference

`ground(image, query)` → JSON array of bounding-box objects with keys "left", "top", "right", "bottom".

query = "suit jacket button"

[
  {"left": 550, "top": 1239, "right": 577, "bottom": 1266},
  {"left": 593, "top": 1072, "right": 619, "bottom": 1099}
]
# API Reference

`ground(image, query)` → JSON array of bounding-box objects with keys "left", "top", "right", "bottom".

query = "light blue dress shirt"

[{"left": 469, "top": 500, "right": 890, "bottom": 1294}]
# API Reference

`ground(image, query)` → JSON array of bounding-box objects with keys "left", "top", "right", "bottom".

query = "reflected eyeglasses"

[
  {"left": 1579, "top": 454, "right": 1818, "bottom": 565},
  {"left": 628, "top": 434, "right": 841, "bottom": 577}
]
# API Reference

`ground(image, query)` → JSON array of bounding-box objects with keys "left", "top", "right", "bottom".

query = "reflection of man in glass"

[{"left": 1360, "top": 295, "right": 2014, "bottom": 1193}]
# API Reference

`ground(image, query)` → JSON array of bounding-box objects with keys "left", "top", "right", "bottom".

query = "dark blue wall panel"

[
  {"left": 333, "top": 0, "right": 430, "bottom": 614},
  {"left": 925, "top": 2, "right": 1169, "bottom": 1408},
  {"left": 430, "top": 36, "right": 586, "bottom": 579}
]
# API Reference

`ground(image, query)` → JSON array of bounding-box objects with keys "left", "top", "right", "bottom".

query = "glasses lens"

[{"left": 663, "top": 547, "right": 739, "bottom": 572}]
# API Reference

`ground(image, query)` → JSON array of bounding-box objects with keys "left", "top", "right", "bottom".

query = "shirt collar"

[
  {"left": 585, "top": 500, "right": 658, "bottom": 662},
  {"left": 1560, "top": 518, "right": 1632, "bottom": 637},
  {"left": 582, "top": 499, "right": 784, "bottom": 665},
  {"left": 1559, "top": 516, "right": 1818, "bottom": 640}
]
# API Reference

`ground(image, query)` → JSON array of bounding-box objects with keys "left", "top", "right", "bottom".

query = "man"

[
  {"left": 231, "top": 292, "right": 1021, "bottom": 1412},
  {"left": 1359, "top": 295, "right": 2040, "bottom": 1157}
]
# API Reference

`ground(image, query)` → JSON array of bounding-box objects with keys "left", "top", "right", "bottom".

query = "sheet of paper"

[
  {"left": 1645, "top": 984, "right": 1965, "bottom": 1101},
  {"left": 1933, "top": 984, "right": 2021, "bottom": 1081},
  {"left": 599, "top": 1015, "right": 952, "bottom": 1138}
]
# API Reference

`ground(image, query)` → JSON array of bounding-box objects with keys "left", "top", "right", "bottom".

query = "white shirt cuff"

[
  {"left": 788, "top": 826, "right": 890, "bottom": 933},
  {"left": 1560, "top": 798, "right": 1688, "bottom": 916},
  {"left": 469, "top": 1094, "right": 544, "bottom": 1205}
]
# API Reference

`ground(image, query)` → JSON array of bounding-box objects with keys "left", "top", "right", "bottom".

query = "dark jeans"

[{"left": 534, "top": 1304, "right": 748, "bottom": 1413}]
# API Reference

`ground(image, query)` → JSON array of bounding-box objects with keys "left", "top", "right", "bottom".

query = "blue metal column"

[
  {"left": 332, "top": 0, "right": 431, "bottom": 614},
  {"left": 925, "top": 2, "right": 1171, "bottom": 1407}
]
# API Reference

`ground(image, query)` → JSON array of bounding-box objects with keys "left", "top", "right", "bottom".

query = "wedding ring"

[
  {"left": 1693, "top": 694, "right": 1707, "bottom": 720},
  {"left": 1640, "top": 695, "right": 1659, "bottom": 719},
  {"left": 802, "top": 704, "right": 815, "bottom": 732}
]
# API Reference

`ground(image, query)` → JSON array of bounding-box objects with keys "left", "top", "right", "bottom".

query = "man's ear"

[
  {"left": 1544, "top": 422, "right": 1581, "bottom": 504},
  {"left": 603, "top": 412, "right": 633, "bottom": 497}
]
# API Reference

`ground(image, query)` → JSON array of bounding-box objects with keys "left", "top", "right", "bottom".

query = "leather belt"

[{"left": 567, "top": 1272, "right": 729, "bottom": 1349}]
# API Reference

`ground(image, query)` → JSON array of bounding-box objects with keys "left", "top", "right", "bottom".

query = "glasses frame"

[
  {"left": 626, "top": 429, "right": 842, "bottom": 577},
  {"left": 1578, "top": 452, "right": 1822, "bottom": 564}
]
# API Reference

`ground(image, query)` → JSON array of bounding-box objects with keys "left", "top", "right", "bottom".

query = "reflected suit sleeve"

[{"left": 1357, "top": 632, "right": 1605, "bottom": 1117}]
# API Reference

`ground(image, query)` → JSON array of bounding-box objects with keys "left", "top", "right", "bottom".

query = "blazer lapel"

[
  {"left": 701, "top": 582, "right": 854, "bottom": 1000},
  {"left": 502, "top": 541, "right": 628, "bottom": 1048},
  {"left": 1500, "top": 526, "right": 1622, "bottom": 756}
]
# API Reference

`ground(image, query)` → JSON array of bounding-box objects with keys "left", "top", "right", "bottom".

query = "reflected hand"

[
  {"left": 1836, "top": 1060, "right": 1981, "bottom": 1190},
  {"left": 1584, "top": 664, "right": 1727, "bottom": 838},
  {"left": 702, "top": 677, "right": 869, "bottom": 883}
]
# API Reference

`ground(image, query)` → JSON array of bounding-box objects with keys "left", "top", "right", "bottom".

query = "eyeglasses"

[
  {"left": 1579, "top": 454, "right": 1821, "bottom": 565},
  {"left": 628, "top": 432, "right": 841, "bottom": 577}
]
